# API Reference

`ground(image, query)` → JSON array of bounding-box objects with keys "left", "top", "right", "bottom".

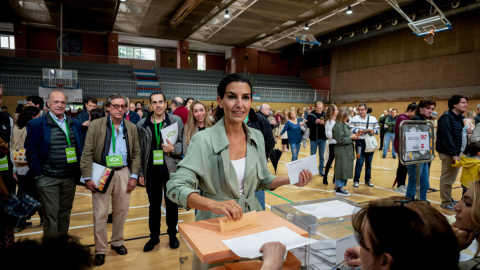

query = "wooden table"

[{"left": 178, "top": 210, "right": 309, "bottom": 263}]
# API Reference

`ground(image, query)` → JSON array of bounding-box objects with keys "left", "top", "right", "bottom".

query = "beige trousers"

[
  {"left": 438, "top": 153, "right": 461, "bottom": 205},
  {"left": 92, "top": 167, "right": 131, "bottom": 254}
]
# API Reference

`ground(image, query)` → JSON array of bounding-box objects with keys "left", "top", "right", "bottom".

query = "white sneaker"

[
  {"left": 353, "top": 182, "right": 359, "bottom": 188},
  {"left": 395, "top": 185, "right": 407, "bottom": 194},
  {"left": 334, "top": 187, "right": 351, "bottom": 197}
]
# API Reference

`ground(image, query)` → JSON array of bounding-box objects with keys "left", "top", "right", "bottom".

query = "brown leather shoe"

[
  {"left": 94, "top": 254, "right": 105, "bottom": 266},
  {"left": 111, "top": 245, "right": 128, "bottom": 255}
]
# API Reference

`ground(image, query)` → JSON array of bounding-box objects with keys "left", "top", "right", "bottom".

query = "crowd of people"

[{"left": 0, "top": 76, "right": 479, "bottom": 269}]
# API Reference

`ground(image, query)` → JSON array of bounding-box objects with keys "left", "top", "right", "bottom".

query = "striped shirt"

[{"left": 349, "top": 114, "right": 380, "bottom": 140}]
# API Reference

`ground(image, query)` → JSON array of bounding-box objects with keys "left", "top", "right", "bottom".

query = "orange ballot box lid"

[{"left": 178, "top": 210, "right": 309, "bottom": 263}]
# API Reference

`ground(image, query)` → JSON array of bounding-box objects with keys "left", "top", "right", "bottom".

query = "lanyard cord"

[
  {"left": 153, "top": 115, "right": 163, "bottom": 150},
  {"left": 111, "top": 121, "right": 116, "bottom": 154},
  {"left": 50, "top": 114, "right": 71, "bottom": 146}
]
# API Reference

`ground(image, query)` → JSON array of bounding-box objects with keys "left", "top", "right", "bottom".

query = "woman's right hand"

[
  {"left": 452, "top": 223, "right": 476, "bottom": 250},
  {"left": 209, "top": 200, "right": 243, "bottom": 221},
  {"left": 345, "top": 246, "right": 362, "bottom": 267}
]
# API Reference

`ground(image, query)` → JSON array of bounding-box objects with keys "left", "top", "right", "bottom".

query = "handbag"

[
  {"left": 364, "top": 114, "right": 378, "bottom": 153},
  {"left": 0, "top": 191, "right": 40, "bottom": 227},
  {"left": 11, "top": 128, "right": 27, "bottom": 165}
]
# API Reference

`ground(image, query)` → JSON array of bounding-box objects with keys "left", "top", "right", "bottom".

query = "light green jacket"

[{"left": 166, "top": 118, "right": 276, "bottom": 221}]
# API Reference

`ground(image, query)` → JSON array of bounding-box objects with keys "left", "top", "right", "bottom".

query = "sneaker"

[
  {"left": 366, "top": 181, "right": 374, "bottom": 187},
  {"left": 441, "top": 203, "right": 455, "bottom": 211},
  {"left": 395, "top": 185, "right": 406, "bottom": 194},
  {"left": 14, "top": 222, "right": 33, "bottom": 233},
  {"left": 319, "top": 172, "right": 325, "bottom": 177},
  {"left": 451, "top": 198, "right": 459, "bottom": 204},
  {"left": 382, "top": 155, "right": 386, "bottom": 158},
  {"left": 334, "top": 187, "right": 351, "bottom": 197},
  {"left": 353, "top": 182, "right": 359, "bottom": 188}
]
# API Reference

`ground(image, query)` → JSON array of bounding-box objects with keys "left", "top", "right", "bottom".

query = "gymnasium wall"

[{"left": 331, "top": 10, "right": 480, "bottom": 103}]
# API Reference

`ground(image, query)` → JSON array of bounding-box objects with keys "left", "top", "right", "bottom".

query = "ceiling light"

[
  {"left": 346, "top": 5, "right": 353, "bottom": 15},
  {"left": 120, "top": 0, "right": 126, "bottom": 2},
  {"left": 304, "top": 23, "right": 309, "bottom": 30},
  {"left": 224, "top": 10, "right": 230, "bottom": 19}
]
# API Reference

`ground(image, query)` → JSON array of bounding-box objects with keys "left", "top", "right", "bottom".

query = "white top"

[
  {"left": 278, "top": 124, "right": 288, "bottom": 139},
  {"left": 325, "top": 119, "right": 337, "bottom": 144},
  {"left": 231, "top": 157, "right": 246, "bottom": 195}
]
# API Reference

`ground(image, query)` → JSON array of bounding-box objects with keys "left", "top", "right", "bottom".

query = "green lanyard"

[
  {"left": 244, "top": 114, "right": 249, "bottom": 124},
  {"left": 50, "top": 114, "right": 71, "bottom": 146},
  {"left": 153, "top": 115, "right": 163, "bottom": 150},
  {"left": 111, "top": 121, "right": 118, "bottom": 154}
]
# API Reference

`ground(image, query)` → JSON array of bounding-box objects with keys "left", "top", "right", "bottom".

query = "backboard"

[
  {"left": 295, "top": 33, "right": 320, "bottom": 45},
  {"left": 42, "top": 68, "right": 79, "bottom": 89},
  {"left": 408, "top": 15, "right": 452, "bottom": 36}
]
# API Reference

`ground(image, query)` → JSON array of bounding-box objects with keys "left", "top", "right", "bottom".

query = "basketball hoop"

[
  {"left": 56, "top": 83, "right": 65, "bottom": 89},
  {"left": 424, "top": 30, "right": 435, "bottom": 45}
]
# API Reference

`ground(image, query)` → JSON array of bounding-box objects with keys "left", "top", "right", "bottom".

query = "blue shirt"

[
  {"left": 108, "top": 116, "right": 137, "bottom": 180},
  {"left": 280, "top": 120, "right": 303, "bottom": 144},
  {"left": 49, "top": 111, "right": 67, "bottom": 135}
]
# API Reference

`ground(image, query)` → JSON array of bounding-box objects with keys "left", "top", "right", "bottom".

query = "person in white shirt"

[
  {"left": 323, "top": 104, "right": 337, "bottom": 185},
  {"left": 349, "top": 103, "right": 380, "bottom": 188}
]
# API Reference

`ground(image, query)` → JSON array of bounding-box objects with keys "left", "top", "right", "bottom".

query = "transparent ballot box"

[
  {"left": 178, "top": 211, "right": 309, "bottom": 269},
  {"left": 271, "top": 197, "right": 360, "bottom": 269}
]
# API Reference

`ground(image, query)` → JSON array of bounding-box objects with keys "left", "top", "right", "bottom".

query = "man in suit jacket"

[
  {"left": 123, "top": 98, "right": 140, "bottom": 125},
  {"left": 25, "top": 91, "right": 83, "bottom": 237},
  {"left": 80, "top": 93, "right": 141, "bottom": 266}
]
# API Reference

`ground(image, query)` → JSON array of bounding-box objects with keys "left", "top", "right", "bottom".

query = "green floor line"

[{"left": 266, "top": 190, "right": 293, "bottom": 203}]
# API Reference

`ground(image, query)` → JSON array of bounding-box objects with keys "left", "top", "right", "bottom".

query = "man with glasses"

[
  {"left": 25, "top": 91, "right": 83, "bottom": 237},
  {"left": 81, "top": 93, "right": 141, "bottom": 266},
  {"left": 137, "top": 92, "right": 183, "bottom": 252},
  {"left": 349, "top": 103, "right": 380, "bottom": 188}
]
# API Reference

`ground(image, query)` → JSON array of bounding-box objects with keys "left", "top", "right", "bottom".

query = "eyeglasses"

[{"left": 110, "top": 104, "right": 127, "bottom": 110}]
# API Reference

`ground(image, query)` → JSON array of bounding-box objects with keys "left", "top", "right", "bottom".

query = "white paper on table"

[
  {"left": 221, "top": 227, "right": 317, "bottom": 259},
  {"left": 335, "top": 234, "right": 358, "bottom": 264},
  {"left": 292, "top": 200, "right": 359, "bottom": 220},
  {"left": 160, "top": 122, "right": 178, "bottom": 145},
  {"left": 286, "top": 154, "right": 319, "bottom": 184}
]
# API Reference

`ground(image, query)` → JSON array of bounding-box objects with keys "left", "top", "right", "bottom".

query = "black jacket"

[
  {"left": 436, "top": 110, "right": 464, "bottom": 157},
  {"left": 246, "top": 109, "right": 274, "bottom": 160},
  {"left": 306, "top": 112, "right": 327, "bottom": 140}
]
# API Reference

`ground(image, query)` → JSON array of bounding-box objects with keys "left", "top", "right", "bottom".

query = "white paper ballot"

[
  {"left": 293, "top": 201, "right": 359, "bottom": 220},
  {"left": 335, "top": 234, "right": 358, "bottom": 264},
  {"left": 160, "top": 122, "right": 178, "bottom": 145},
  {"left": 286, "top": 154, "right": 319, "bottom": 184},
  {"left": 221, "top": 227, "right": 317, "bottom": 259}
]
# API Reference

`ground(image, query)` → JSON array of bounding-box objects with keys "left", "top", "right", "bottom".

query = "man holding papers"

[
  {"left": 137, "top": 92, "right": 184, "bottom": 252},
  {"left": 80, "top": 93, "right": 141, "bottom": 266}
]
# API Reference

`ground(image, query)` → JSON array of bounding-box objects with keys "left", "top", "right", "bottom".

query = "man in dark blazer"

[{"left": 25, "top": 91, "right": 83, "bottom": 237}]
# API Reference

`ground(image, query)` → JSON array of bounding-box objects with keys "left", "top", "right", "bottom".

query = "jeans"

[
  {"left": 335, "top": 179, "right": 347, "bottom": 188},
  {"left": 383, "top": 132, "right": 396, "bottom": 157},
  {"left": 354, "top": 140, "right": 374, "bottom": 183},
  {"left": 290, "top": 142, "right": 301, "bottom": 161},
  {"left": 310, "top": 139, "right": 326, "bottom": 173},
  {"left": 255, "top": 190, "right": 265, "bottom": 210},
  {"left": 406, "top": 163, "right": 430, "bottom": 201}
]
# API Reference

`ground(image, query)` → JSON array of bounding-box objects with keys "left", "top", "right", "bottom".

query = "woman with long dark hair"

[
  {"left": 167, "top": 73, "right": 313, "bottom": 223},
  {"left": 323, "top": 104, "right": 337, "bottom": 185}
]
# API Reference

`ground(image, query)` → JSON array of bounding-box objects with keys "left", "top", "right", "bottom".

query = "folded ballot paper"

[{"left": 91, "top": 163, "right": 114, "bottom": 193}]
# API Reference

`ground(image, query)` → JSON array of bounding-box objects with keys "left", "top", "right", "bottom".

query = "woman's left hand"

[{"left": 294, "top": 169, "right": 313, "bottom": 187}]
